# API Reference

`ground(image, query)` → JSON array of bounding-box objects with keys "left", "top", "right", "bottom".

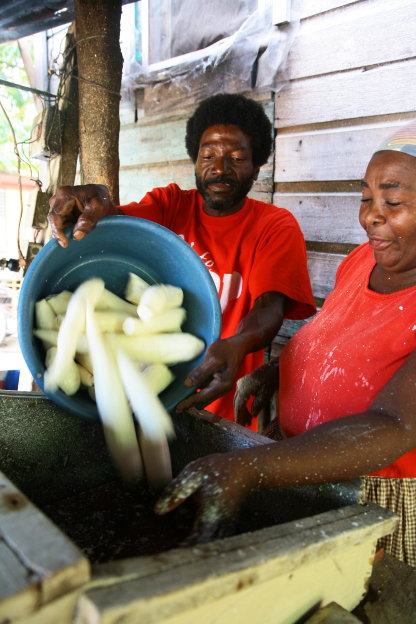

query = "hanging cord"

[
  {"left": 0, "top": 98, "right": 31, "bottom": 269},
  {"left": 0, "top": 31, "right": 122, "bottom": 262}
]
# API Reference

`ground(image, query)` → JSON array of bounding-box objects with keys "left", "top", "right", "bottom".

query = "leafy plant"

[{"left": 0, "top": 40, "right": 37, "bottom": 175}]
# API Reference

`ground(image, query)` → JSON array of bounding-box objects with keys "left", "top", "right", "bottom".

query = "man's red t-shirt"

[
  {"left": 120, "top": 183, "right": 315, "bottom": 426},
  {"left": 279, "top": 243, "right": 416, "bottom": 478}
]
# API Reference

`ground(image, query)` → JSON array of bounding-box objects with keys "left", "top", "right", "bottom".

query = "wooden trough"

[{"left": 0, "top": 391, "right": 397, "bottom": 624}]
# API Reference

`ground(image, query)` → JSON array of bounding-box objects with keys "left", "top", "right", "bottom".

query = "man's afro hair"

[{"left": 185, "top": 93, "right": 272, "bottom": 167}]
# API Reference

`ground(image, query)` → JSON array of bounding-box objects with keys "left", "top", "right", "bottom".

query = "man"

[{"left": 48, "top": 93, "right": 315, "bottom": 429}]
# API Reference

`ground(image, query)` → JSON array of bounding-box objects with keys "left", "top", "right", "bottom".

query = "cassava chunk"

[
  {"left": 106, "top": 332, "right": 204, "bottom": 364},
  {"left": 124, "top": 272, "right": 150, "bottom": 305},
  {"left": 137, "top": 284, "right": 183, "bottom": 322},
  {"left": 123, "top": 307, "right": 186, "bottom": 336}
]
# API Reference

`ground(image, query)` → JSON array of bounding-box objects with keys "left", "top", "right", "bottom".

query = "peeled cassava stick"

[
  {"left": 117, "top": 349, "right": 174, "bottom": 490},
  {"left": 142, "top": 363, "right": 175, "bottom": 395},
  {"left": 35, "top": 298, "right": 58, "bottom": 330},
  {"left": 77, "top": 362, "right": 94, "bottom": 388},
  {"left": 122, "top": 307, "right": 186, "bottom": 336},
  {"left": 34, "top": 329, "right": 89, "bottom": 354},
  {"left": 46, "top": 290, "right": 72, "bottom": 315},
  {"left": 116, "top": 349, "right": 175, "bottom": 441},
  {"left": 90, "top": 310, "right": 131, "bottom": 333},
  {"left": 124, "top": 272, "right": 150, "bottom": 305},
  {"left": 86, "top": 302, "right": 143, "bottom": 483},
  {"left": 137, "top": 284, "right": 183, "bottom": 322},
  {"left": 44, "top": 278, "right": 105, "bottom": 392},
  {"left": 75, "top": 351, "right": 93, "bottom": 374},
  {"left": 33, "top": 328, "right": 60, "bottom": 350},
  {"left": 96, "top": 288, "right": 137, "bottom": 316},
  {"left": 138, "top": 433, "right": 172, "bottom": 491},
  {"left": 55, "top": 311, "right": 129, "bottom": 333},
  {"left": 106, "top": 332, "right": 205, "bottom": 364},
  {"left": 45, "top": 347, "right": 81, "bottom": 395}
]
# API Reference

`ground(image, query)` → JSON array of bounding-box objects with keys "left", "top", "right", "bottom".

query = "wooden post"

[{"left": 74, "top": 0, "right": 123, "bottom": 204}]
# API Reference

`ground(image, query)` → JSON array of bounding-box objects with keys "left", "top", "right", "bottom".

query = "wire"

[
  {"left": 0, "top": 98, "right": 28, "bottom": 269},
  {"left": 0, "top": 29, "right": 123, "bottom": 267},
  {"left": 0, "top": 78, "right": 56, "bottom": 100}
]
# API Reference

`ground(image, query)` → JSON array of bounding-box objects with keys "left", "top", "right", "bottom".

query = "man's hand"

[
  {"left": 48, "top": 184, "right": 122, "bottom": 247},
  {"left": 233, "top": 361, "right": 279, "bottom": 427},
  {"left": 175, "top": 293, "right": 285, "bottom": 414},
  {"left": 154, "top": 451, "right": 254, "bottom": 544},
  {"left": 175, "top": 338, "right": 244, "bottom": 412}
]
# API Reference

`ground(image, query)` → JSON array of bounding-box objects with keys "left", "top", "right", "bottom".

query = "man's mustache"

[{"left": 202, "top": 177, "right": 238, "bottom": 190}]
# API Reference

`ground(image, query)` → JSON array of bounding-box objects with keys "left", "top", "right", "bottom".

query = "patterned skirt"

[{"left": 360, "top": 476, "right": 416, "bottom": 567}]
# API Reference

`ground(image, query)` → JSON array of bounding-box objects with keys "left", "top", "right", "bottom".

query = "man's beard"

[{"left": 195, "top": 174, "right": 254, "bottom": 211}]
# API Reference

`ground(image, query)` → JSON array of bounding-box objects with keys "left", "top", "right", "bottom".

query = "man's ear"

[{"left": 252, "top": 166, "right": 260, "bottom": 181}]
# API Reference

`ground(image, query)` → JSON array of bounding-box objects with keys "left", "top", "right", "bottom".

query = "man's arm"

[
  {"left": 175, "top": 291, "right": 285, "bottom": 412},
  {"left": 48, "top": 185, "right": 122, "bottom": 247}
]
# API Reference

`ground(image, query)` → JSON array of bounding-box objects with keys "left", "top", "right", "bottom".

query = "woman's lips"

[{"left": 368, "top": 238, "right": 392, "bottom": 251}]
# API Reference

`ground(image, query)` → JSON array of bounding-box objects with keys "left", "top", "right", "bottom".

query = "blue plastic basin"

[{"left": 18, "top": 216, "right": 221, "bottom": 419}]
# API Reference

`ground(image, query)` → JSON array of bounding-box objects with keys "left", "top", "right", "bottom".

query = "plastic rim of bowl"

[{"left": 18, "top": 216, "right": 222, "bottom": 419}]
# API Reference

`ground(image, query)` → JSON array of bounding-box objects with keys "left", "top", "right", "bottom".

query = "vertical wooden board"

[
  {"left": 307, "top": 250, "right": 345, "bottom": 298},
  {"left": 275, "top": 61, "right": 416, "bottom": 127},
  {"left": 285, "top": 0, "right": 416, "bottom": 80},
  {"left": 119, "top": 95, "right": 137, "bottom": 126},
  {"left": 274, "top": 121, "right": 413, "bottom": 182},
  {"left": 0, "top": 472, "right": 90, "bottom": 622},
  {"left": 274, "top": 193, "right": 366, "bottom": 244}
]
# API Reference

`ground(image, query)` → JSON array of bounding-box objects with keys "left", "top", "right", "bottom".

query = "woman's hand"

[
  {"left": 48, "top": 184, "right": 122, "bottom": 247},
  {"left": 154, "top": 451, "right": 257, "bottom": 543},
  {"left": 234, "top": 360, "right": 279, "bottom": 427}
]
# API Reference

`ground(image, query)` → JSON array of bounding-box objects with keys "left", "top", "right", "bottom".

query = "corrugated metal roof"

[{"left": 0, "top": 1, "right": 136, "bottom": 43}]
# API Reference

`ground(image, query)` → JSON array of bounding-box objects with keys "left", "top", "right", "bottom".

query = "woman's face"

[{"left": 359, "top": 150, "right": 416, "bottom": 274}]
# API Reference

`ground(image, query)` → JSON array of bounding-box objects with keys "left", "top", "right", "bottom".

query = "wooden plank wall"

[
  {"left": 118, "top": 0, "right": 416, "bottom": 350},
  {"left": 274, "top": 0, "right": 416, "bottom": 305}
]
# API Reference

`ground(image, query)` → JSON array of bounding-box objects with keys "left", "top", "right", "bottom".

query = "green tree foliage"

[{"left": 0, "top": 40, "right": 37, "bottom": 175}]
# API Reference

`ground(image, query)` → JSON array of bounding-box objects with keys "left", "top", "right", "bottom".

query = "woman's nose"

[{"left": 360, "top": 200, "right": 386, "bottom": 226}]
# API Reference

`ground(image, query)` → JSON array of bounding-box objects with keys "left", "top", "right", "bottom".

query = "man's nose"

[{"left": 211, "top": 155, "right": 231, "bottom": 175}]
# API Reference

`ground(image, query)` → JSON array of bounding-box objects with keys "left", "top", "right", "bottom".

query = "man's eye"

[
  {"left": 360, "top": 198, "right": 371, "bottom": 203},
  {"left": 386, "top": 201, "right": 401, "bottom": 207}
]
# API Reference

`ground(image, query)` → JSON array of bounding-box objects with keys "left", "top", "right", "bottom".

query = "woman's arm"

[{"left": 156, "top": 348, "right": 416, "bottom": 542}]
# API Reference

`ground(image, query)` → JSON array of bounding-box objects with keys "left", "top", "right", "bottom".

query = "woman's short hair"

[{"left": 185, "top": 93, "right": 273, "bottom": 167}]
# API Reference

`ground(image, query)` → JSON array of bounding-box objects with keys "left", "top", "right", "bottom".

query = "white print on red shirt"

[
  {"left": 210, "top": 270, "right": 243, "bottom": 312},
  {"left": 179, "top": 235, "right": 242, "bottom": 312}
]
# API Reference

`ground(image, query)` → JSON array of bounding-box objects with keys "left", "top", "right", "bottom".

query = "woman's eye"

[
  {"left": 360, "top": 198, "right": 371, "bottom": 203},
  {"left": 386, "top": 201, "right": 401, "bottom": 207}
]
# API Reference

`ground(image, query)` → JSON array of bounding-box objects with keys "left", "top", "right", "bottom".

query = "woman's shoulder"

[{"left": 336, "top": 242, "right": 373, "bottom": 280}]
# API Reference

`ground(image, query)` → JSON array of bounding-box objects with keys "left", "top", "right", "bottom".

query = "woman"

[{"left": 155, "top": 121, "right": 416, "bottom": 566}]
